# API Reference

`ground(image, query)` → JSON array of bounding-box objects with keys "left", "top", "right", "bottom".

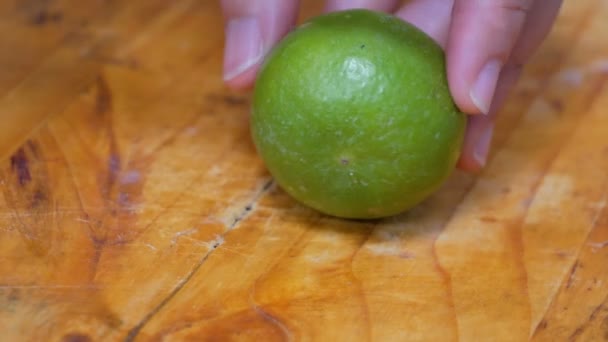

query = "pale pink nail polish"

[
  {"left": 473, "top": 126, "right": 494, "bottom": 167},
  {"left": 470, "top": 60, "right": 502, "bottom": 115},
  {"left": 223, "top": 17, "right": 264, "bottom": 82}
]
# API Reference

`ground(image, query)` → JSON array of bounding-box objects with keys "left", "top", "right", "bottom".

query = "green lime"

[{"left": 251, "top": 9, "right": 466, "bottom": 219}]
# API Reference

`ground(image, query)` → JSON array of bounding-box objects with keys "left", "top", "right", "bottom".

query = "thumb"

[
  {"left": 221, "top": 0, "right": 300, "bottom": 89},
  {"left": 447, "top": 0, "right": 533, "bottom": 114}
]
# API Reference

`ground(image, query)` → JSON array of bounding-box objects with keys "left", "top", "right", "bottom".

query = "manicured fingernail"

[
  {"left": 223, "top": 17, "right": 264, "bottom": 82},
  {"left": 470, "top": 60, "right": 502, "bottom": 115},
  {"left": 473, "top": 126, "right": 494, "bottom": 167}
]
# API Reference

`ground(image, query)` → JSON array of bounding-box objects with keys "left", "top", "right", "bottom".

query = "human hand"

[{"left": 221, "top": 0, "right": 563, "bottom": 172}]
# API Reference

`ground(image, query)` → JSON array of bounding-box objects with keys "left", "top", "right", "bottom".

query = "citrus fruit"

[{"left": 251, "top": 9, "right": 466, "bottom": 219}]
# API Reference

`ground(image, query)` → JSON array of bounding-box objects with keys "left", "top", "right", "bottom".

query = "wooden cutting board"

[{"left": 1, "top": 1, "right": 607, "bottom": 341}]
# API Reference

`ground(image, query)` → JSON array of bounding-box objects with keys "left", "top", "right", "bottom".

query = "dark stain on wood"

[
  {"left": 95, "top": 75, "right": 113, "bottom": 116},
  {"left": 17, "top": 0, "right": 62, "bottom": 26},
  {"left": 10, "top": 149, "right": 32, "bottom": 186},
  {"left": 106, "top": 153, "right": 121, "bottom": 188},
  {"left": 31, "top": 10, "right": 62, "bottom": 25},
  {"left": 10, "top": 148, "right": 32, "bottom": 186},
  {"left": 589, "top": 303, "right": 604, "bottom": 322},
  {"left": 61, "top": 333, "right": 92, "bottom": 342},
  {"left": 566, "top": 303, "right": 608, "bottom": 340},
  {"left": 566, "top": 261, "right": 580, "bottom": 289},
  {"left": 31, "top": 189, "right": 47, "bottom": 208},
  {"left": 2, "top": 141, "right": 53, "bottom": 257},
  {"left": 537, "top": 319, "right": 548, "bottom": 331},
  {"left": 7, "top": 289, "right": 20, "bottom": 303},
  {"left": 550, "top": 99, "right": 564, "bottom": 113},
  {"left": 569, "top": 326, "right": 584, "bottom": 341},
  {"left": 94, "top": 74, "right": 122, "bottom": 201},
  {"left": 602, "top": 314, "right": 608, "bottom": 340},
  {"left": 223, "top": 95, "right": 247, "bottom": 106},
  {"left": 206, "top": 94, "right": 249, "bottom": 107}
]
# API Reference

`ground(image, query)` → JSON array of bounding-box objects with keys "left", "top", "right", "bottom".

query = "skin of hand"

[{"left": 221, "top": 0, "right": 563, "bottom": 173}]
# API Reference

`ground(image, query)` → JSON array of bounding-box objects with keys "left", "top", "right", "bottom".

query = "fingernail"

[
  {"left": 473, "top": 126, "right": 494, "bottom": 167},
  {"left": 470, "top": 60, "right": 502, "bottom": 115},
  {"left": 223, "top": 17, "right": 264, "bottom": 82}
]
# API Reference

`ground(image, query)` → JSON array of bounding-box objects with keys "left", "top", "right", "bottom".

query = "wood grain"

[{"left": 1, "top": 0, "right": 607, "bottom": 341}]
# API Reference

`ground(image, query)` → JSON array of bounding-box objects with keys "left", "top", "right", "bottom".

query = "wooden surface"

[{"left": 1, "top": 1, "right": 607, "bottom": 341}]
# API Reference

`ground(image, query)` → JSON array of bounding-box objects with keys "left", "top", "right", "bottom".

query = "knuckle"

[
  {"left": 496, "top": 0, "right": 533, "bottom": 14},
  {"left": 479, "top": 0, "right": 532, "bottom": 42}
]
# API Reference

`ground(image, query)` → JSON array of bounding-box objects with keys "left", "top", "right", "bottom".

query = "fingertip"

[
  {"left": 457, "top": 116, "right": 494, "bottom": 172},
  {"left": 468, "top": 59, "right": 503, "bottom": 115},
  {"left": 456, "top": 63, "right": 521, "bottom": 172},
  {"left": 223, "top": 66, "right": 259, "bottom": 90},
  {"left": 446, "top": 42, "right": 488, "bottom": 115},
  {"left": 221, "top": 0, "right": 299, "bottom": 89},
  {"left": 448, "top": 70, "right": 486, "bottom": 115},
  {"left": 223, "top": 17, "right": 264, "bottom": 88},
  {"left": 456, "top": 154, "right": 483, "bottom": 173},
  {"left": 447, "top": 0, "right": 531, "bottom": 115},
  {"left": 447, "top": 39, "right": 501, "bottom": 115}
]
